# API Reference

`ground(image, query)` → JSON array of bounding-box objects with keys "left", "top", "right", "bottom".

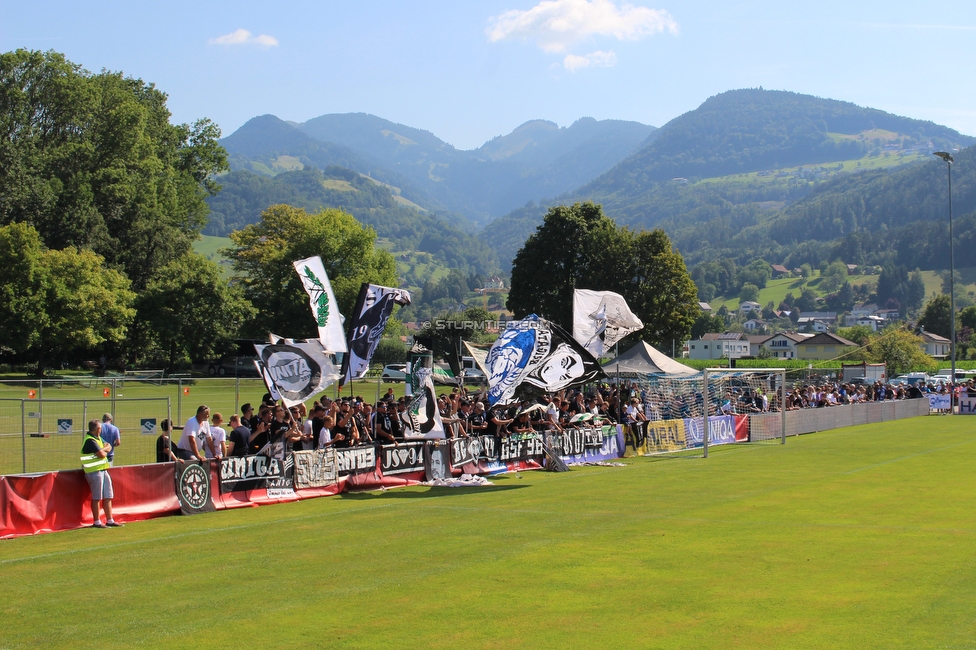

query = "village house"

[
  {"left": 761, "top": 331, "right": 811, "bottom": 359},
  {"left": 771, "top": 264, "right": 790, "bottom": 278},
  {"left": 795, "top": 332, "right": 858, "bottom": 361},
  {"left": 919, "top": 331, "right": 950, "bottom": 359}
]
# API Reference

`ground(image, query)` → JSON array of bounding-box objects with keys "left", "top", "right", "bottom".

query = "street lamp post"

[{"left": 934, "top": 151, "right": 955, "bottom": 407}]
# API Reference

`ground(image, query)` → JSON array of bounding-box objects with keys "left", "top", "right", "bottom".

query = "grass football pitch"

[{"left": 2, "top": 415, "right": 975, "bottom": 648}]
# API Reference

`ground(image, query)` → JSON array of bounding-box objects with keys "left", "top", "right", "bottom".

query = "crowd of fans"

[{"left": 151, "top": 375, "right": 963, "bottom": 463}]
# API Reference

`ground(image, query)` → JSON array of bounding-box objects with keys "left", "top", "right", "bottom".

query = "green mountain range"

[
  {"left": 208, "top": 88, "right": 976, "bottom": 287},
  {"left": 483, "top": 89, "right": 974, "bottom": 271}
]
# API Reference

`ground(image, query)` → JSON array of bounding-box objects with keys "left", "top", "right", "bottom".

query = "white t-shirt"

[
  {"left": 318, "top": 427, "right": 332, "bottom": 448},
  {"left": 178, "top": 416, "right": 212, "bottom": 453},
  {"left": 207, "top": 426, "right": 226, "bottom": 458}
]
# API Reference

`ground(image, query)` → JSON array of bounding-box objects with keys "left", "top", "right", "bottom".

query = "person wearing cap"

[
  {"left": 469, "top": 402, "right": 488, "bottom": 435},
  {"left": 100, "top": 413, "right": 121, "bottom": 466}
]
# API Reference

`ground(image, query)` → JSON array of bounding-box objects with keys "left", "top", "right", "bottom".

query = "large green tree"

[
  {"left": 507, "top": 202, "right": 699, "bottom": 351},
  {"left": 917, "top": 294, "right": 957, "bottom": 341},
  {"left": 0, "top": 49, "right": 229, "bottom": 366},
  {"left": 228, "top": 204, "right": 397, "bottom": 338},
  {"left": 0, "top": 223, "right": 135, "bottom": 367},
  {"left": 132, "top": 253, "right": 251, "bottom": 367}
]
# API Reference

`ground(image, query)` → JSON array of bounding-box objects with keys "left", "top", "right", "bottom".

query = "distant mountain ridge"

[
  {"left": 221, "top": 112, "right": 655, "bottom": 225},
  {"left": 483, "top": 88, "right": 975, "bottom": 271}
]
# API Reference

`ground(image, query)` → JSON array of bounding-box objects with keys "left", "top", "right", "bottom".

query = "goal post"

[{"left": 702, "top": 367, "right": 787, "bottom": 456}]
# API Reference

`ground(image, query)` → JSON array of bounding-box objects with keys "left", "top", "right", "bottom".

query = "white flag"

[
  {"left": 293, "top": 256, "right": 347, "bottom": 353},
  {"left": 253, "top": 339, "right": 340, "bottom": 408},
  {"left": 572, "top": 289, "right": 644, "bottom": 357}
]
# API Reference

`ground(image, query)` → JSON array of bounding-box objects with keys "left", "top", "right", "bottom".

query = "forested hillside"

[
  {"left": 483, "top": 89, "right": 974, "bottom": 272},
  {"left": 206, "top": 166, "right": 499, "bottom": 278}
]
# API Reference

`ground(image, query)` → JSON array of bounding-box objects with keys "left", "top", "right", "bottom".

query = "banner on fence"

[
  {"left": 929, "top": 394, "right": 951, "bottom": 410},
  {"left": 219, "top": 455, "right": 294, "bottom": 493},
  {"left": 957, "top": 397, "right": 976, "bottom": 415},
  {"left": 551, "top": 425, "right": 623, "bottom": 463},
  {"left": 380, "top": 441, "right": 426, "bottom": 476},
  {"left": 176, "top": 461, "right": 215, "bottom": 515},
  {"left": 684, "top": 415, "right": 738, "bottom": 447},
  {"left": 335, "top": 445, "right": 377, "bottom": 475},
  {"left": 293, "top": 449, "right": 338, "bottom": 489},
  {"left": 56, "top": 419, "right": 72, "bottom": 435},
  {"left": 426, "top": 443, "right": 451, "bottom": 480}
]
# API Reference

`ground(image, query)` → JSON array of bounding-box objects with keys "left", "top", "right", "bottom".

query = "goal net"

[{"left": 624, "top": 368, "right": 786, "bottom": 458}]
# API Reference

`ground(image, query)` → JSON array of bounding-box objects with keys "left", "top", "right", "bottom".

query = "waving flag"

[
  {"left": 340, "top": 283, "right": 411, "bottom": 385},
  {"left": 293, "top": 256, "right": 347, "bottom": 353},
  {"left": 485, "top": 314, "right": 605, "bottom": 406},
  {"left": 254, "top": 339, "right": 340, "bottom": 408},
  {"left": 573, "top": 289, "right": 644, "bottom": 357}
]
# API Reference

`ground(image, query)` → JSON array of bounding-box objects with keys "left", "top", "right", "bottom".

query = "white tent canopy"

[{"left": 602, "top": 341, "right": 698, "bottom": 377}]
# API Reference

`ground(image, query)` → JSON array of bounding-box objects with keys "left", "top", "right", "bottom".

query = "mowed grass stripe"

[{"left": 2, "top": 416, "right": 975, "bottom": 649}]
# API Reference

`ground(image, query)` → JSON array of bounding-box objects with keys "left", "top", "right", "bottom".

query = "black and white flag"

[
  {"left": 404, "top": 374, "right": 446, "bottom": 440},
  {"left": 254, "top": 339, "right": 340, "bottom": 408},
  {"left": 573, "top": 289, "right": 643, "bottom": 358},
  {"left": 485, "top": 314, "right": 605, "bottom": 406},
  {"left": 293, "top": 256, "right": 347, "bottom": 353},
  {"left": 340, "top": 283, "right": 411, "bottom": 385}
]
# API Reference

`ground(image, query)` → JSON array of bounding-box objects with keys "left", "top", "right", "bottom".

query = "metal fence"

[
  {"left": 0, "top": 375, "right": 397, "bottom": 475},
  {"left": 0, "top": 397, "right": 171, "bottom": 475}
]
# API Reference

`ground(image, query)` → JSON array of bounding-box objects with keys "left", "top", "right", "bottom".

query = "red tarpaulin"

[
  {"left": 1, "top": 463, "right": 180, "bottom": 539},
  {"left": 734, "top": 415, "right": 750, "bottom": 442}
]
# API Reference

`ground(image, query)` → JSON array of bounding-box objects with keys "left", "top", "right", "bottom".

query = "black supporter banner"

[
  {"left": 380, "top": 441, "right": 426, "bottom": 475},
  {"left": 499, "top": 435, "right": 544, "bottom": 462},
  {"left": 220, "top": 455, "right": 294, "bottom": 493},
  {"left": 335, "top": 445, "right": 377, "bottom": 475},
  {"left": 293, "top": 449, "right": 338, "bottom": 489},
  {"left": 550, "top": 428, "right": 607, "bottom": 456},
  {"left": 175, "top": 461, "right": 215, "bottom": 515},
  {"left": 449, "top": 435, "right": 498, "bottom": 468}
]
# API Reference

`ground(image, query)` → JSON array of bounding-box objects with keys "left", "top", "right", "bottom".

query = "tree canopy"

[
  {"left": 0, "top": 49, "right": 229, "bottom": 369},
  {"left": 227, "top": 204, "right": 397, "bottom": 339},
  {"left": 507, "top": 202, "right": 699, "bottom": 351}
]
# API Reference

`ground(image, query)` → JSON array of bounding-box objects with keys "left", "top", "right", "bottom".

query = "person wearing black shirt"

[
  {"left": 488, "top": 407, "right": 511, "bottom": 437},
  {"left": 248, "top": 407, "right": 274, "bottom": 455},
  {"left": 226, "top": 415, "right": 252, "bottom": 457},
  {"left": 468, "top": 402, "right": 488, "bottom": 435},
  {"left": 333, "top": 401, "right": 359, "bottom": 448},
  {"left": 374, "top": 402, "right": 398, "bottom": 445},
  {"left": 155, "top": 419, "right": 180, "bottom": 462}
]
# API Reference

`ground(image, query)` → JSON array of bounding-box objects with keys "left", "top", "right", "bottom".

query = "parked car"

[
  {"left": 206, "top": 339, "right": 262, "bottom": 377},
  {"left": 381, "top": 364, "right": 407, "bottom": 381}
]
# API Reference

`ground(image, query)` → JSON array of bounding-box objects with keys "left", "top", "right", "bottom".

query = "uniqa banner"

[
  {"left": 379, "top": 441, "right": 426, "bottom": 475},
  {"left": 683, "top": 415, "right": 738, "bottom": 447},
  {"left": 219, "top": 455, "right": 294, "bottom": 493},
  {"left": 293, "top": 449, "right": 338, "bottom": 489}
]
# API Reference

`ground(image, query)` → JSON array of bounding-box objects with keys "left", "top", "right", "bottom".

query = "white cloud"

[
  {"left": 209, "top": 29, "right": 279, "bottom": 48},
  {"left": 563, "top": 50, "right": 617, "bottom": 72},
  {"left": 487, "top": 0, "right": 677, "bottom": 53}
]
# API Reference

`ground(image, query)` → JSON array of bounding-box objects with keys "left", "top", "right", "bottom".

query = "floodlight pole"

[{"left": 934, "top": 152, "right": 956, "bottom": 411}]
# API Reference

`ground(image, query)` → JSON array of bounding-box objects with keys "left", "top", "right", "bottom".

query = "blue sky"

[{"left": 3, "top": 1, "right": 974, "bottom": 149}]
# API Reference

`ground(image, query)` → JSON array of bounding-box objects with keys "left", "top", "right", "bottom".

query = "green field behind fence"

[
  {"left": 2, "top": 415, "right": 975, "bottom": 648},
  {"left": 0, "top": 377, "right": 410, "bottom": 475}
]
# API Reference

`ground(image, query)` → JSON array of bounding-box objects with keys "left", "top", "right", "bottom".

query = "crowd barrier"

[
  {"left": 2, "top": 426, "right": 626, "bottom": 539},
  {"left": 0, "top": 397, "right": 931, "bottom": 539},
  {"left": 750, "top": 398, "right": 930, "bottom": 440}
]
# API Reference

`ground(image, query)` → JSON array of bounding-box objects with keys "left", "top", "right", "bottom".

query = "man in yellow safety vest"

[{"left": 80, "top": 419, "right": 123, "bottom": 528}]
